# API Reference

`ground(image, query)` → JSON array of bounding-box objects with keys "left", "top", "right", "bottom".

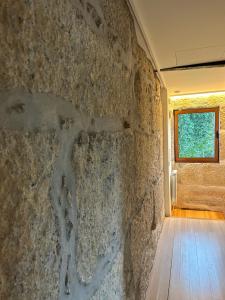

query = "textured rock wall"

[
  {"left": 171, "top": 94, "right": 225, "bottom": 213},
  {"left": 0, "top": 1, "right": 164, "bottom": 299}
]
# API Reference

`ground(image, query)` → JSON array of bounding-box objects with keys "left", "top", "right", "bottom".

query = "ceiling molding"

[{"left": 161, "top": 60, "right": 225, "bottom": 72}]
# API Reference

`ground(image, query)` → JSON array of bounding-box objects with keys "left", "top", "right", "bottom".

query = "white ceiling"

[{"left": 130, "top": 0, "right": 225, "bottom": 95}]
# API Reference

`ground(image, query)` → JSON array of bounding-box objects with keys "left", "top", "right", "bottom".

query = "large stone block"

[
  {"left": 132, "top": 46, "right": 162, "bottom": 135},
  {"left": 134, "top": 132, "right": 163, "bottom": 197},
  {"left": 0, "top": 130, "right": 60, "bottom": 300},
  {"left": 90, "top": 250, "right": 125, "bottom": 300},
  {"left": 0, "top": 0, "right": 135, "bottom": 119},
  {"left": 101, "top": 0, "right": 134, "bottom": 53},
  {"left": 72, "top": 131, "right": 131, "bottom": 283},
  {"left": 128, "top": 178, "right": 164, "bottom": 300},
  {"left": 177, "top": 184, "right": 225, "bottom": 212},
  {"left": 176, "top": 163, "right": 225, "bottom": 187}
]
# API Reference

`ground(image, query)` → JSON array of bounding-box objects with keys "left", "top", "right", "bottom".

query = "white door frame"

[{"left": 161, "top": 88, "right": 172, "bottom": 216}]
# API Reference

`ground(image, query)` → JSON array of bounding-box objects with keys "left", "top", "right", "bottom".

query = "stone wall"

[
  {"left": 0, "top": 1, "right": 165, "bottom": 299},
  {"left": 170, "top": 94, "right": 225, "bottom": 213}
]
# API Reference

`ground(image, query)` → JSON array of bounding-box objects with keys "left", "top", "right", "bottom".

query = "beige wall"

[{"left": 170, "top": 93, "right": 225, "bottom": 213}]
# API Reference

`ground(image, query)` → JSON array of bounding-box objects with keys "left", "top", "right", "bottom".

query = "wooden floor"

[
  {"left": 148, "top": 217, "right": 225, "bottom": 300},
  {"left": 172, "top": 208, "right": 225, "bottom": 220}
]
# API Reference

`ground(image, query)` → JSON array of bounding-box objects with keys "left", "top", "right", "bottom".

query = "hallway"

[
  {"left": 148, "top": 217, "right": 225, "bottom": 300},
  {"left": 1, "top": 1, "right": 225, "bottom": 299}
]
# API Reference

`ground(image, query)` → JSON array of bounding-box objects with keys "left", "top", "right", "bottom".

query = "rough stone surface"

[
  {"left": 72, "top": 131, "right": 127, "bottom": 283},
  {"left": 177, "top": 184, "right": 225, "bottom": 212},
  {"left": 0, "top": 131, "right": 60, "bottom": 300},
  {"left": 170, "top": 94, "right": 225, "bottom": 213},
  {"left": 0, "top": 0, "right": 135, "bottom": 118},
  {"left": 90, "top": 251, "right": 125, "bottom": 300},
  {"left": 0, "top": 0, "right": 165, "bottom": 299}
]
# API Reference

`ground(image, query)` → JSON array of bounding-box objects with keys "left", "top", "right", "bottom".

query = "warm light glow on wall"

[{"left": 170, "top": 91, "right": 225, "bottom": 101}]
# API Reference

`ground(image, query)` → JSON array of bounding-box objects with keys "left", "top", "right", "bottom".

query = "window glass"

[
  {"left": 178, "top": 112, "right": 215, "bottom": 158},
  {"left": 174, "top": 107, "right": 219, "bottom": 163}
]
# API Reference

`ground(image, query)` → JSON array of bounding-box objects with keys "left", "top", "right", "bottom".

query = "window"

[{"left": 174, "top": 107, "right": 219, "bottom": 163}]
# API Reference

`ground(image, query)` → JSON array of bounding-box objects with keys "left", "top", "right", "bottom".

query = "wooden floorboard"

[
  {"left": 172, "top": 208, "right": 225, "bottom": 220},
  {"left": 147, "top": 218, "right": 175, "bottom": 300},
  {"left": 148, "top": 217, "right": 225, "bottom": 300}
]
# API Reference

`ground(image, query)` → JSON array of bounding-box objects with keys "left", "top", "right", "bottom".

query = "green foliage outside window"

[{"left": 178, "top": 112, "right": 215, "bottom": 158}]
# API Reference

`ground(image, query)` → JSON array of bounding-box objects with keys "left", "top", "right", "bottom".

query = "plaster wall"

[
  {"left": 0, "top": 1, "right": 165, "bottom": 299},
  {"left": 170, "top": 94, "right": 225, "bottom": 213}
]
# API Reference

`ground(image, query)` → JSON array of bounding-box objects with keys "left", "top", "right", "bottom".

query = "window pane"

[{"left": 178, "top": 112, "right": 215, "bottom": 158}]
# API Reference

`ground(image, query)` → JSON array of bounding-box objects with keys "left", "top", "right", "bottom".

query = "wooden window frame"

[{"left": 174, "top": 107, "right": 219, "bottom": 163}]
